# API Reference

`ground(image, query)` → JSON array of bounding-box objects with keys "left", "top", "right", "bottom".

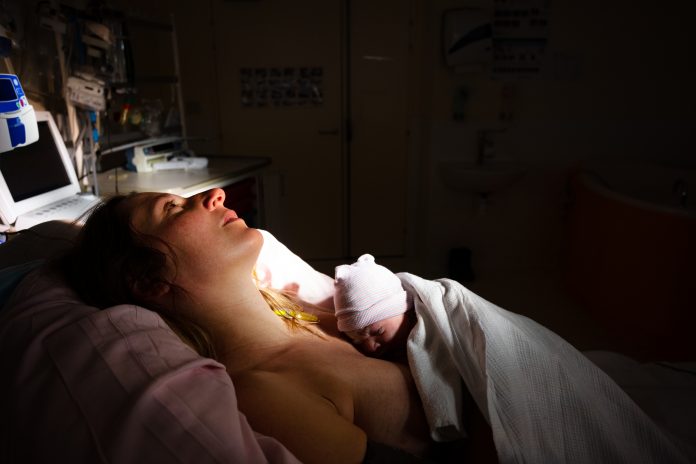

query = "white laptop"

[{"left": 0, "top": 111, "right": 100, "bottom": 230}]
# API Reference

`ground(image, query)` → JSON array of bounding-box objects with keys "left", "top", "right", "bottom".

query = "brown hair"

[{"left": 60, "top": 194, "right": 219, "bottom": 355}]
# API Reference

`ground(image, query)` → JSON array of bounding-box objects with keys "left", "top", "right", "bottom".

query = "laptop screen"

[
  {"left": 0, "top": 121, "right": 72, "bottom": 202},
  {"left": 0, "top": 111, "right": 81, "bottom": 226}
]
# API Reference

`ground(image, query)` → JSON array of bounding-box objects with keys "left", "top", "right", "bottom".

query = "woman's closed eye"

[{"left": 165, "top": 199, "right": 182, "bottom": 212}]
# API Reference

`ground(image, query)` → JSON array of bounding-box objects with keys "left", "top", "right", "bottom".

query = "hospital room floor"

[{"left": 464, "top": 269, "right": 621, "bottom": 353}]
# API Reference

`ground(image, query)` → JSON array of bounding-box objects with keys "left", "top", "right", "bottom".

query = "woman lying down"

[{"left": 60, "top": 188, "right": 695, "bottom": 464}]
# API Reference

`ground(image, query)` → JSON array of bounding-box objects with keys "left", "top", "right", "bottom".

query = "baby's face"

[{"left": 346, "top": 313, "right": 410, "bottom": 357}]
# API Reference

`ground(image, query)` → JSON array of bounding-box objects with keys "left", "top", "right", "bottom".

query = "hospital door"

[
  {"left": 212, "top": 0, "right": 411, "bottom": 261},
  {"left": 213, "top": 0, "right": 344, "bottom": 260}
]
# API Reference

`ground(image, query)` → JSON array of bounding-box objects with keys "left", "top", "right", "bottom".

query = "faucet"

[{"left": 476, "top": 129, "right": 506, "bottom": 165}]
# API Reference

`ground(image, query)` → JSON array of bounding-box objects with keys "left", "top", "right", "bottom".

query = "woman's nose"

[{"left": 203, "top": 188, "right": 226, "bottom": 210}]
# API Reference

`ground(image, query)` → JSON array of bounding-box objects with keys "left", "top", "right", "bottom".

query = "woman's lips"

[{"left": 223, "top": 210, "right": 239, "bottom": 226}]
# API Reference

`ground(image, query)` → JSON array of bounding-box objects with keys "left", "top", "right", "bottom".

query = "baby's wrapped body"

[
  {"left": 333, "top": 253, "right": 696, "bottom": 462},
  {"left": 399, "top": 273, "right": 696, "bottom": 464}
]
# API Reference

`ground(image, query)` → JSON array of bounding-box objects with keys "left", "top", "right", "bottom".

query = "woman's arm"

[{"left": 234, "top": 371, "right": 367, "bottom": 464}]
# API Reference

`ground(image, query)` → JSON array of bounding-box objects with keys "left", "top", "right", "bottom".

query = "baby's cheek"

[{"left": 382, "top": 328, "right": 398, "bottom": 343}]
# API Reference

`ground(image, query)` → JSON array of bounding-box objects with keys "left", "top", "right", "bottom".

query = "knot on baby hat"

[{"left": 333, "top": 254, "right": 410, "bottom": 332}]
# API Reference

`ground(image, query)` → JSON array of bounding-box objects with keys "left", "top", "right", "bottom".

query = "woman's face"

[{"left": 125, "top": 188, "right": 263, "bottom": 290}]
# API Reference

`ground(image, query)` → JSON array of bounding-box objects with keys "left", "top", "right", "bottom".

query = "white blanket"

[{"left": 400, "top": 273, "right": 696, "bottom": 464}]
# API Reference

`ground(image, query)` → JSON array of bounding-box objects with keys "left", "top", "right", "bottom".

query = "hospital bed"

[{"left": 1, "top": 220, "right": 694, "bottom": 463}]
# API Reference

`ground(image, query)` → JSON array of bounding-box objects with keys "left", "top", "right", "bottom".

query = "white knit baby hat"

[{"left": 333, "top": 254, "right": 411, "bottom": 332}]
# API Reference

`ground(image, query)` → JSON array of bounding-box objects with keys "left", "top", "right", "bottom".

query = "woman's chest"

[
  {"left": 271, "top": 340, "right": 430, "bottom": 449},
  {"left": 269, "top": 342, "right": 369, "bottom": 420}
]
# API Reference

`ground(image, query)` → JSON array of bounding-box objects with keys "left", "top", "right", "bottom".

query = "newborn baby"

[{"left": 333, "top": 254, "right": 415, "bottom": 357}]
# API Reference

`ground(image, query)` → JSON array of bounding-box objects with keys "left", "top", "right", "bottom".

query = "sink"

[{"left": 438, "top": 161, "right": 526, "bottom": 195}]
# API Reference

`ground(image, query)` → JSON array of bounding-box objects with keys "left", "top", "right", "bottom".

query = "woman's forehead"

[
  {"left": 124, "top": 192, "right": 157, "bottom": 213},
  {"left": 124, "top": 192, "right": 166, "bottom": 230}
]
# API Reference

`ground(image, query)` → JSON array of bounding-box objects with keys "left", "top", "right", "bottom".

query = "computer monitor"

[{"left": 0, "top": 111, "right": 80, "bottom": 226}]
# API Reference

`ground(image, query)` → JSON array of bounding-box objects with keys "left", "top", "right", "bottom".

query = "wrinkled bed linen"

[{"left": 400, "top": 273, "right": 696, "bottom": 464}]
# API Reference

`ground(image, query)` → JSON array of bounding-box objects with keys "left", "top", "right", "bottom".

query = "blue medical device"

[{"left": 0, "top": 73, "right": 38, "bottom": 153}]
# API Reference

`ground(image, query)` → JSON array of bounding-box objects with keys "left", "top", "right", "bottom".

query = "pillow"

[
  {"left": 0, "top": 220, "right": 79, "bottom": 311},
  {"left": 256, "top": 229, "right": 335, "bottom": 309}
]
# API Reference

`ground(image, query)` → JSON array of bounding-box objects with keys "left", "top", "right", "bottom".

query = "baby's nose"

[{"left": 364, "top": 339, "right": 381, "bottom": 353}]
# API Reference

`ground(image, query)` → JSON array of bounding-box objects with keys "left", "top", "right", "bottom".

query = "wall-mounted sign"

[
  {"left": 240, "top": 66, "right": 324, "bottom": 108},
  {"left": 442, "top": 0, "right": 551, "bottom": 79}
]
